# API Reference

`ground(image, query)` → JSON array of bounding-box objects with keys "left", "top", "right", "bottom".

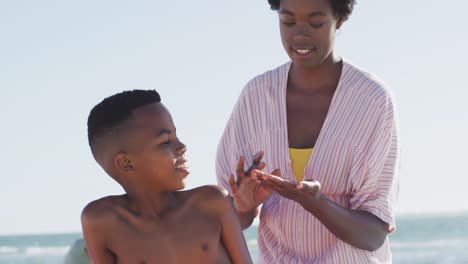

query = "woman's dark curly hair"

[{"left": 267, "top": 0, "right": 356, "bottom": 22}]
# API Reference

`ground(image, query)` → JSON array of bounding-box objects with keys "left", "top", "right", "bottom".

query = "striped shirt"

[{"left": 216, "top": 60, "right": 400, "bottom": 263}]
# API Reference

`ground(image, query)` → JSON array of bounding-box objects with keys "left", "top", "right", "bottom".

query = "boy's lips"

[
  {"left": 175, "top": 158, "right": 190, "bottom": 176},
  {"left": 175, "top": 157, "right": 188, "bottom": 167}
]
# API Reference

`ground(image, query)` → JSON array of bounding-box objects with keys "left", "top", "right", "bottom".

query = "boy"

[{"left": 81, "top": 90, "right": 252, "bottom": 264}]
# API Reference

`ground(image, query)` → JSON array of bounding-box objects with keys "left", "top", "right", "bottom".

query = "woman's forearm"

[{"left": 300, "top": 196, "right": 389, "bottom": 251}]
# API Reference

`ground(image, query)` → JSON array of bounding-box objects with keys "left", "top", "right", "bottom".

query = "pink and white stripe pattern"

[{"left": 216, "top": 60, "right": 399, "bottom": 263}]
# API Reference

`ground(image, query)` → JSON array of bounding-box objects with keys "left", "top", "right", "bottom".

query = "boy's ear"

[{"left": 114, "top": 153, "right": 134, "bottom": 172}]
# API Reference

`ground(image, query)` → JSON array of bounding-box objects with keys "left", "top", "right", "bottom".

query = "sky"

[{"left": 0, "top": 0, "right": 467, "bottom": 235}]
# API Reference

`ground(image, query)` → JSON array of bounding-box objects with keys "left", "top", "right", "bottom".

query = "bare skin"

[
  {"left": 229, "top": 0, "right": 390, "bottom": 252},
  {"left": 228, "top": 152, "right": 268, "bottom": 229},
  {"left": 82, "top": 186, "right": 250, "bottom": 264},
  {"left": 82, "top": 102, "right": 251, "bottom": 263}
]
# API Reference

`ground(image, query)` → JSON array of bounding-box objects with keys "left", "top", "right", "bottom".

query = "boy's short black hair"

[
  {"left": 267, "top": 0, "right": 356, "bottom": 22},
  {"left": 87, "top": 89, "right": 161, "bottom": 151}
]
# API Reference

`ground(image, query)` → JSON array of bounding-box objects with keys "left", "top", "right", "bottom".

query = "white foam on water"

[
  {"left": 251, "top": 219, "right": 260, "bottom": 227},
  {"left": 247, "top": 239, "right": 257, "bottom": 246},
  {"left": 0, "top": 246, "right": 19, "bottom": 254},
  {"left": 391, "top": 239, "right": 468, "bottom": 249},
  {"left": 25, "top": 246, "right": 70, "bottom": 256}
]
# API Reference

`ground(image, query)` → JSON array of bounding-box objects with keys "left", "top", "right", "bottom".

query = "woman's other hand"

[
  {"left": 250, "top": 169, "right": 322, "bottom": 205},
  {"left": 228, "top": 152, "right": 273, "bottom": 212}
]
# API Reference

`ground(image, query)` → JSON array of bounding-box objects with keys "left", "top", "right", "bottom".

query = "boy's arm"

[
  {"left": 217, "top": 192, "right": 253, "bottom": 264},
  {"left": 81, "top": 203, "right": 116, "bottom": 264}
]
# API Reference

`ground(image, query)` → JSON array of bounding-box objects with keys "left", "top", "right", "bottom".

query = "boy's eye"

[
  {"left": 282, "top": 20, "right": 295, "bottom": 26},
  {"left": 161, "top": 140, "right": 170, "bottom": 145}
]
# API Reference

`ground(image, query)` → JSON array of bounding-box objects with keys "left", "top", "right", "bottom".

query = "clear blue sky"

[{"left": 1, "top": 0, "right": 467, "bottom": 235}]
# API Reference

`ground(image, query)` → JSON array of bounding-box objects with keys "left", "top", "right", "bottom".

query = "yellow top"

[{"left": 289, "top": 148, "right": 313, "bottom": 182}]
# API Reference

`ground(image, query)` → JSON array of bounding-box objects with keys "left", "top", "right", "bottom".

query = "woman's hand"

[
  {"left": 228, "top": 152, "right": 276, "bottom": 212},
  {"left": 251, "top": 169, "right": 391, "bottom": 251},
  {"left": 250, "top": 169, "right": 322, "bottom": 205}
]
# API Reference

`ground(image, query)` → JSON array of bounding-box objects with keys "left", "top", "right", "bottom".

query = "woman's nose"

[
  {"left": 292, "top": 24, "right": 310, "bottom": 41},
  {"left": 293, "top": 30, "right": 310, "bottom": 41}
]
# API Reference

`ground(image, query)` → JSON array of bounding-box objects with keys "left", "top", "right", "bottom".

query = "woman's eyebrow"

[
  {"left": 308, "top": 11, "right": 326, "bottom": 17},
  {"left": 279, "top": 9, "right": 326, "bottom": 17}
]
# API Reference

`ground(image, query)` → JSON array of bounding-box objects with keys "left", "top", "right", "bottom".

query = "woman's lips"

[
  {"left": 291, "top": 46, "right": 316, "bottom": 58},
  {"left": 291, "top": 46, "right": 317, "bottom": 59},
  {"left": 295, "top": 48, "right": 312, "bottom": 54}
]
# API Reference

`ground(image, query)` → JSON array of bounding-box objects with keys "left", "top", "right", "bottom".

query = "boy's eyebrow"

[
  {"left": 156, "top": 128, "right": 176, "bottom": 137},
  {"left": 279, "top": 9, "right": 326, "bottom": 17},
  {"left": 156, "top": 128, "right": 171, "bottom": 136}
]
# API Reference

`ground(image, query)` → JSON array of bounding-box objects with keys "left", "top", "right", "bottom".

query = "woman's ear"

[
  {"left": 114, "top": 152, "right": 134, "bottom": 173},
  {"left": 336, "top": 16, "right": 345, "bottom": 30}
]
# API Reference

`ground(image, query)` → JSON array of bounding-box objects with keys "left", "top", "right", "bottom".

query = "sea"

[{"left": 1, "top": 213, "right": 467, "bottom": 264}]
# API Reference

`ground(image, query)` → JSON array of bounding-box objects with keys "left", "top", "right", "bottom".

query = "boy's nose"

[{"left": 177, "top": 141, "right": 187, "bottom": 155}]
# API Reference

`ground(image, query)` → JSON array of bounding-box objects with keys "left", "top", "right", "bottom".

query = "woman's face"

[{"left": 278, "top": 0, "right": 342, "bottom": 68}]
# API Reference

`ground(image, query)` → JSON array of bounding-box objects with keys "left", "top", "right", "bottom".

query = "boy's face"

[{"left": 123, "top": 102, "right": 189, "bottom": 191}]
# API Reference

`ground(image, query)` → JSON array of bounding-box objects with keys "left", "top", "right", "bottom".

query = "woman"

[{"left": 216, "top": 0, "right": 399, "bottom": 263}]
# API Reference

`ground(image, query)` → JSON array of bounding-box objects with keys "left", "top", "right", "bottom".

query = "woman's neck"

[{"left": 289, "top": 53, "right": 342, "bottom": 93}]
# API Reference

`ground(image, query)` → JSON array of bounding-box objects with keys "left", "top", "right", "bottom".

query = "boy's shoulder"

[
  {"left": 181, "top": 184, "right": 228, "bottom": 200},
  {"left": 81, "top": 195, "right": 127, "bottom": 226},
  {"left": 178, "top": 185, "right": 233, "bottom": 213}
]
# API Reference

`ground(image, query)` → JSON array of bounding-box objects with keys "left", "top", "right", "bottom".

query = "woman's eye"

[
  {"left": 282, "top": 20, "right": 295, "bottom": 26},
  {"left": 161, "top": 140, "right": 170, "bottom": 145},
  {"left": 310, "top": 23, "right": 324, "bottom": 29}
]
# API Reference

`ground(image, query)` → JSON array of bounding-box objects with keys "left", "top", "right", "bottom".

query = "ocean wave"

[
  {"left": 391, "top": 239, "right": 468, "bottom": 249},
  {"left": 0, "top": 246, "right": 19, "bottom": 254},
  {"left": 247, "top": 239, "right": 258, "bottom": 246},
  {"left": 25, "top": 246, "right": 70, "bottom": 256}
]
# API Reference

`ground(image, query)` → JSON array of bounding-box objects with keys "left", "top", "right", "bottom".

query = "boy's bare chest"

[{"left": 109, "top": 209, "right": 229, "bottom": 263}]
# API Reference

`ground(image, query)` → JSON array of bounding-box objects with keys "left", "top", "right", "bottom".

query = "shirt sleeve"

[
  {"left": 215, "top": 89, "right": 249, "bottom": 193},
  {"left": 215, "top": 81, "right": 261, "bottom": 193},
  {"left": 349, "top": 99, "right": 400, "bottom": 231},
  {"left": 215, "top": 111, "right": 238, "bottom": 193}
]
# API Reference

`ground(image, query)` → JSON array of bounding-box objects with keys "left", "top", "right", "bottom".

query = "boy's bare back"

[{"left": 82, "top": 185, "right": 247, "bottom": 263}]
